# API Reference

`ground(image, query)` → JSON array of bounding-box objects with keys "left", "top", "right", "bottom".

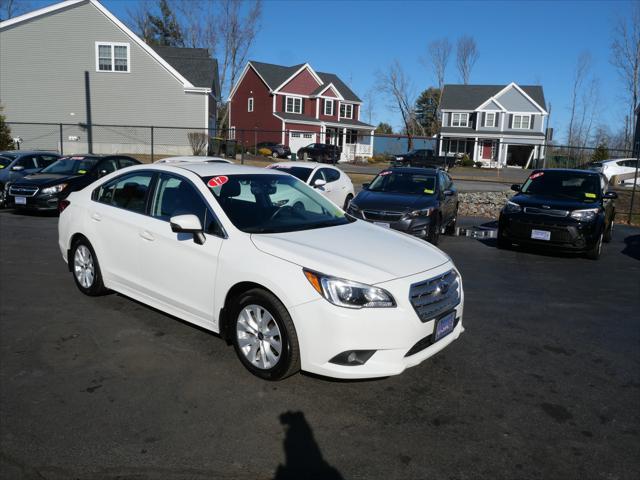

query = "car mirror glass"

[
  {"left": 603, "top": 191, "right": 618, "bottom": 200},
  {"left": 510, "top": 184, "right": 521, "bottom": 192},
  {"left": 314, "top": 179, "right": 327, "bottom": 188},
  {"left": 170, "top": 214, "right": 206, "bottom": 245}
]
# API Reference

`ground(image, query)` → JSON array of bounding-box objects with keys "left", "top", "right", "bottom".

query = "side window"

[
  {"left": 98, "top": 159, "right": 118, "bottom": 175},
  {"left": 96, "top": 173, "right": 153, "bottom": 214},
  {"left": 17, "top": 156, "right": 38, "bottom": 169},
  {"left": 309, "top": 169, "right": 326, "bottom": 185},
  {"left": 150, "top": 174, "right": 222, "bottom": 236},
  {"left": 118, "top": 157, "right": 139, "bottom": 168},
  {"left": 322, "top": 168, "right": 340, "bottom": 183}
]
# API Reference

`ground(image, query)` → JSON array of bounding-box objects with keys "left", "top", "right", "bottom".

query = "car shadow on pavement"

[
  {"left": 622, "top": 234, "right": 640, "bottom": 260},
  {"left": 273, "top": 411, "right": 344, "bottom": 480}
]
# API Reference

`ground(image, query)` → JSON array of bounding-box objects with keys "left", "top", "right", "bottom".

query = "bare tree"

[
  {"left": 377, "top": 61, "right": 419, "bottom": 149},
  {"left": 0, "top": 0, "right": 30, "bottom": 20},
  {"left": 610, "top": 1, "right": 640, "bottom": 150},
  {"left": 363, "top": 88, "right": 376, "bottom": 125},
  {"left": 176, "top": 0, "right": 218, "bottom": 51},
  {"left": 427, "top": 38, "right": 452, "bottom": 92},
  {"left": 567, "top": 52, "right": 592, "bottom": 146},
  {"left": 126, "top": 0, "right": 159, "bottom": 44},
  {"left": 456, "top": 36, "right": 479, "bottom": 84}
]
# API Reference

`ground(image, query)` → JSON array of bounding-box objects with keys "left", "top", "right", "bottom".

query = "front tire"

[
  {"left": 444, "top": 207, "right": 458, "bottom": 235},
  {"left": 428, "top": 216, "right": 441, "bottom": 245},
  {"left": 71, "top": 238, "right": 109, "bottom": 296},
  {"left": 586, "top": 232, "right": 603, "bottom": 260},
  {"left": 231, "top": 288, "right": 300, "bottom": 380},
  {"left": 603, "top": 216, "right": 614, "bottom": 243}
]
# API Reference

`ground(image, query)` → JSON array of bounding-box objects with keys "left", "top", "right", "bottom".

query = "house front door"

[{"left": 482, "top": 141, "right": 493, "bottom": 160}]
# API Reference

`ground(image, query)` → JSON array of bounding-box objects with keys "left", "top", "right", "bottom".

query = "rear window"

[{"left": 268, "top": 165, "right": 313, "bottom": 182}]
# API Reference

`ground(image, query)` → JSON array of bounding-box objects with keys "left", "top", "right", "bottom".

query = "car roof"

[
  {"left": 535, "top": 168, "right": 600, "bottom": 175},
  {"left": 0, "top": 150, "right": 59, "bottom": 156},
  {"left": 155, "top": 155, "right": 232, "bottom": 164},
  {"left": 269, "top": 161, "right": 327, "bottom": 170},
  {"left": 169, "top": 162, "right": 281, "bottom": 177},
  {"left": 600, "top": 158, "right": 636, "bottom": 163},
  {"left": 386, "top": 167, "right": 439, "bottom": 174}
]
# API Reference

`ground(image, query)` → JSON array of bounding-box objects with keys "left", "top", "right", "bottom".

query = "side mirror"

[
  {"left": 11, "top": 165, "right": 24, "bottom": 172},
  {"left": 510, "top": 184, "right": 521, "bottom": 192},
  {"left": 313, "top": 178, "right": 327, "bottom": 188},
  {"left": 170, "top": 214, "right": 206, "bottom": 245},
  {"left": 99, "top": 169, "right": 109, "bottom": 177},
  {"left": 603, "top": 191, "right": 618, "bottom": 199},
  {"left": 362, "top": 183, "right": 370, "bottom": 190},
  {"left": 443, "top": 189, "right": 454, "bottom": 196}
]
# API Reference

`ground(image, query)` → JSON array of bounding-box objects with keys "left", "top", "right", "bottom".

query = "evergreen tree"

[
  {"left": 147, "top": 0, "right": 184, "bottom": 47},
  {"left": 375, "top": 122, "right": 393, "bottom": 135},
  {"left": 591, "top": 143, "right": 610, "bottom": 162},
  {"left": 415, "top": 87, "right": 441, "bottom": 136},
  {"left": 0, "top": 104, "right": 13, "bottom": 150}
]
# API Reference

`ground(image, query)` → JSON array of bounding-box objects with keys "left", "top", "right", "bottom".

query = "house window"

[
  {"left": 451, "top": 113, "right": 469, "bottom": 127},
  {"left": 285, "top": 96, "right": 303, "bottom": 114},
  {"left": 484, "top": 113, "right": 496, "bottom": 128},
  {"left": 95, "top": 42, "right": 130, "bottom": 72},
  {"left": 228, "top": 127, "right": 236, "bottom": 140},
  {"left": 303, "top": 133, "right": 313, "bottom": 139},
  {"left": 345, "top": 129, "right": 358, "bottom": 144},
  {"left": 513, "top": 115, "right": 531, "bottom": 129},
  {"left": 324, "top": 100, "right": 334, "bottom": 116},
  {"left": 248, "top": 97, "right": 254, "bottom": 112},
  {"left": 340, "top": 103, "right": 353, "bottom": 119},
  {"left": 445, "top": 139, "right": 467, "bottom": 154}
]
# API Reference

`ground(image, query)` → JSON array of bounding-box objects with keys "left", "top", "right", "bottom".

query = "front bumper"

[
  {"left": 349, "top": 210, "right": 434, "bottom": 239},
  {"left": 499, "top": 213, "right": 601, "bottom": 251},
  {"left": 290, "top": 264, "right": 464, "bottom": 379},
  {"left": 9, "top": 192, "right": 61, "bottom": 211}
]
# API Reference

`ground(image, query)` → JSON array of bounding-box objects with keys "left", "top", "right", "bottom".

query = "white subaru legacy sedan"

[{"left": 58, "top": 163, "right": 464, "bottom": 380}]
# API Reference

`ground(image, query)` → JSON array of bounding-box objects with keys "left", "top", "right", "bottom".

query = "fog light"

[{"left": 329, "top": 350, "right": 376, "bottom": 366}]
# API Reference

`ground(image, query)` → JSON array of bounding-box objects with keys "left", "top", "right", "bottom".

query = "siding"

[
  {"left": 279, "top": 69, "right": 321, "bottom": 95},
  {"left": 0, "top": 2, "right": 207, "bottom": 145},
  {"left": 495, "top": 87, "right": 541, "bottom": 113}
]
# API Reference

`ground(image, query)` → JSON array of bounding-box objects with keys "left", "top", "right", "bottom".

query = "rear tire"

[
  {"left": 71, "top": 238, "right": 109, "bottom": 296},
  {"left": 586, "top": 232, "right": 603, "bottom": 260},
  {"left": 230, "top": 288, "right": 300, "bottom": 381}
]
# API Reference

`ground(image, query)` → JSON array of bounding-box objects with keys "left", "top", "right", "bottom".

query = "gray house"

[
  {"left": 438, "top": 83, "right": 548, "bottom": 168},
  {"left": 0, "top": 0, "right": 219, "bottom": 155}
]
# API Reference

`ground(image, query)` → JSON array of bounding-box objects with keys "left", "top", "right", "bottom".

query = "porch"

[
  {"left": 325, "top": 126, "right": 374, "bottom": 162},
  {"left": 439, "top": 136, "right": 546, "bottom": 168}
]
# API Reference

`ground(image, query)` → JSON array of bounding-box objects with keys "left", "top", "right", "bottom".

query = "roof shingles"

[
  {"left": 440, "top": 84, "right": 546, "bottom": 111},
  {"left": 153, "top": 46, "right": 219, "bottom": 94}
]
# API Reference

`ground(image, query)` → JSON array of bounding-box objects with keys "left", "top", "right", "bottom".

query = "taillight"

[{"left": 58, "top": 199, "right": 70, "bottom": 213}]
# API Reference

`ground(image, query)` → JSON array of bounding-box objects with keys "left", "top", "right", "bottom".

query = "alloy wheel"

[
  {"left": 236, "top": 304, "right": 282, "bottom": 370},
  {"left": 74, "top": 244, "right": 95, "bottom": 288}
]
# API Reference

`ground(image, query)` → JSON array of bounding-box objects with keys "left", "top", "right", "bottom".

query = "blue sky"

[{"left": 27, "top": 0, "right": 637, "bottom": 141}]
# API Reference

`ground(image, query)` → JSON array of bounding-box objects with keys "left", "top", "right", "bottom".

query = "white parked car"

[
  {"left": 155, "top": 155, "right": 233, "bottom": 164},
  {"left": 267, "top": 161, "right": 355, "bottom": 209},
  {"left": 58, "top": 163, "right": 464, "bottom": 380},
  {"left": 589, "top": 158, "right": 638, "bottom": 184}
]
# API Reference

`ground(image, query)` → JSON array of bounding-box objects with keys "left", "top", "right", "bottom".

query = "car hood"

[
  {"left": 512, "top": 193, "right": 600, "bottom": 211},
  {"left": 251, "top": 220, "right": 450, "bottom": 285},
  {"left": 353, "top": 190, "right": 437, "bottom": 212},
  {"left": 15, "top": 173, "right": 81, "bottom": 187}
]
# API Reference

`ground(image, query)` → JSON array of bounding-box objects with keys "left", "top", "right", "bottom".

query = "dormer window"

[
  {"left": 451, "top": 113, "right": 469, "bottom": 127},
  {"left": 285, "top": 96, "right": 303, "bottom": 114},
  {"left": 324, "top": 100, "right": 334, "bottom": 116},
  {"left": 340, "top": 103, "right": 353, "bottom": 119}
]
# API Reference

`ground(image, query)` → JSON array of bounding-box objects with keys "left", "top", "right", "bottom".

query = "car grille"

[
  {"left": 409, "top": 269, "right": 460, "bottom": 323},
  {"left": 362, "top": 210, "right": 404, "bottom": 222},
  {"left": 509, "top": 221, "right": 574, "bottom": 242},
  {"left": 9, "top": 185, "right": 38, "bottom": 197},
  {"left": 523, "top": 207, "right": 569, "bottom": 217}
]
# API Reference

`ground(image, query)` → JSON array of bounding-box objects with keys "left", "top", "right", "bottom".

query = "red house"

[{"left": 228, "top": 61, "right": 374, "bottom": 161}]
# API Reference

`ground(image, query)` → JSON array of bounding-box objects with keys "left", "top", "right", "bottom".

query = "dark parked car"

[
  {"left": 8, "top": 154, "right": 140, "bottom": 212},
  {"left": 393, "top": 148, "right": 453, "bottom": 170},
  {"left": 347, "top": 167, "right": 458, "bottom": 245},
  {"left": 497, "top": 169, "right": 616, "bottom": 260},
  {"left": 0, "top": 150, "right": 61, "bottom": 207},
  {"left": 255, "top": 142, "right": 291, "bottom": 158},
  {"left": 297, "top": 143, "right": 341, "bottom": 164}
]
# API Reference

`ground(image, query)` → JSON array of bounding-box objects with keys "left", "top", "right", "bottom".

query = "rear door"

[
  {"left": 438, "top": 171, "right": 456, "bottom": 222},
  {"left": 135, "top": 172, "right": 224, "bottom": 323},
  {"left": 320, "top": 168, "right": 344, "bottom": 205}
]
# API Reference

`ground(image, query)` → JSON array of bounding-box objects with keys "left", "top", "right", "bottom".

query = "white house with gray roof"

[
  {"left": 438, "top": 83, "right": 548, "bottom": 168},
  {"left": 0, "top": 0, "right": 219, "bottom": 155}
]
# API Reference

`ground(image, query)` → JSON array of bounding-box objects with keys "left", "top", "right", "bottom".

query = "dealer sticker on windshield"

[
  {"left": 531, "top": 229, "right": 551, "bottom": 241},
  {"left": 207, "top": 176, "right": 229, "bottom": 188}
]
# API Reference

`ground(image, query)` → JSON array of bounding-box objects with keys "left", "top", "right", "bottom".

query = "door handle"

[
  {"left": 91, "top": 213, "right": 102, "bottom": 222},
  {"left": 139, "top": 231, "right": 155, "bottom": 242}
]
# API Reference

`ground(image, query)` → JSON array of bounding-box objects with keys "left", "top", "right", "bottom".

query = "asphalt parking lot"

[{"left": 1, "top": 211, "right": 639, "bottom": 480}]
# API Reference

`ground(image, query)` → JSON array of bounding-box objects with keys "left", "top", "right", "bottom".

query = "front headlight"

[
  {"left": 408, "top": 207, "right": 434, "bottom": 218},
  {"left": 41, "top": 183, "right": 68, "bottom": 195},
  {"left": 503, "top": 200, "right": 522, "bottom": 214},
  {"left": 570, "top": 208, "right": 599, "bottom": 221},
  {"left": 303, "top": 269, "right": 396, "bottom": 309}
]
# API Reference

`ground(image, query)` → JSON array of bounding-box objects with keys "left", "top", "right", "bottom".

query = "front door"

[{"left": 482, "top": 141, "right": 493, "bottom": 160}]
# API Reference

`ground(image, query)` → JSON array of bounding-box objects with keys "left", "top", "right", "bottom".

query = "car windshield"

[
  {"left": 41, "top": 156, "right": 99, "bottom": 175},
  {"left": 520, "top": 171, "right": 601, "bottom": 201},
  {"left": 368, "top": 171, "right": 437, "bottom": 195},
  {"left": 204, "top": 173, "right": 351, "bottom": 234},
  {"left": 0, "top": 157, "right": 11, "bottom": 168},
  {"left": 268, "top": 166, "right": 313, "bottom": 182},
  {"left": 1, "top": 152, "right": 17, "bottom": 160}
]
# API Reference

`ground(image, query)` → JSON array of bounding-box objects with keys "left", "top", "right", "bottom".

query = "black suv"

[
  {"left": 498, "top": 169, "right": 616, "bottom": 259},
  {"left": 347, "top": 167, "right": 458, "bottom": 245},
  {"left": 393, "top": 149, "right": 452, "bottom": 170},
  {"left": 297, "top": 143, "right": 341, "bottom": 164},
  {"left": 8, "top": 154, "right": 140, "bottom": 212},
  {"left": 255, "top": 142, "right": 291, "bottom": 159}
]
